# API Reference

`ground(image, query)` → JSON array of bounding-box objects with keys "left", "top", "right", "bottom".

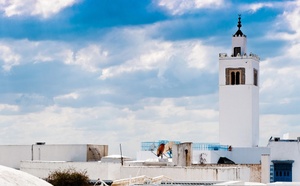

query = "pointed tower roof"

[{"left": 233, "top": 14, "right": 246, "bottom": 37}]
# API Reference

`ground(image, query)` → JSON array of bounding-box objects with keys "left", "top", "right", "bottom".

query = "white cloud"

[
  {"left": 0, "top": 95, "right": 219, "bottom": 157},
  {"left": 260, "top": 114, "right": 300, "bottom": 146},
  {"left": 0, "top": 104, "right": 19, "bottom": 112},
  {"left": 187, "top": 43, "right": 221, "bottom": 70},
  {"left": 0, "top": 45, "right": 20, "bottom": 71},
  {"left": 33, "top": 0, "right": 77, "bottom": 18},
  {"left": 100, "top": 39, "right": 220, "bottom": 80},
  {"left": 240, "top": 2, "right": 274, "bottom": 13},
  {"left": 0, "top": 0, "right": 77, "bottom": 18},
  {"left": 260, "top": 2, "right": 300, "bottom": 99},
  {"left": 0, "top": 40, "right": 56, "bottom": 68},
  {"left": 259, "top": 1, "right": 300, "bottom": 106},
  {"left": 0, "top": 39, "right": 110, "bottom": 73},
  {"left": 0, "top": 26, "right": 221, "bottom": 79},
  {"left": 63, "top": 45, "right": 109, "bottom": 72},
  {"left": 100, "top": 42, "right": 171, "bottom": 80},
  {"left": 139, "top": 98, "right": 218, "bottom": 121},
  {"left": 260, "top": 58, "right": 299, "bottom": 97},
  {"left": 156, "top": 0, "right": 225, "bottom": 15},
  {"left": 281, "top": 4, "right": 300, "bottom": 41},
  {"left": 54, "top": 93, "right": 80, "bottom": 101},
  {"left": 33, "top": 54, "right": 53, "bottom": 63},
  {"left": 267, "top": 1, "right": 300, "bottom": 42}
]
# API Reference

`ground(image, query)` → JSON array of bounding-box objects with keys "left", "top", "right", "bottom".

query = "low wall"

[
  {"left": 20, "top": 161, "right": 121, "bottom": 180},
  {"left": 20, "top": 161, "right": 261, "bottom": 182},
  {"left": 120, "top": 164, "right": 261, "bottom": 182}
]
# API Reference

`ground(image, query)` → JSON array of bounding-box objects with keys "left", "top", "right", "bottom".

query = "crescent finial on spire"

[{"left": 237, "top": 14, "right": 242, "bottom": 30}]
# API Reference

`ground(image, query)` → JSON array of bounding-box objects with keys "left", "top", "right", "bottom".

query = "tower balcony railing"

[{"left": 219, "top": 52, "right": 260, "bottom": 60}]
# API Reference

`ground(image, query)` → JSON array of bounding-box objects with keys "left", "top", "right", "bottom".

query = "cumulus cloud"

[
  {"left": 258, "top": 1, "right": 300, "bottom": 115},
  {"left": 0, "top": 40, "right": 109, "bottom": 73},
  {"left": 0, "top": 44, "right": 20, "bottom": 71},
  {"left": 156, "top": 0, "right": 225, "bottom": 15},
  {"left": 100, "top": 42, "right": 171, "bottom": 80},
  {"left": 0, "top": 95, "right": 219, "bottom": 157},
  {"left": 100, "top": 39, "right": 220, "bottom": 80},
  {"left": 54, "top": 93, "right": 79, "bottom": 100},
  {"left": 0, "top": 0, "right": 77, "bottom": 18},
  {"left": 63, "top": 45, "right": 109, "bottom": 73},
  {"left": 0, "top": 104, "right": 19, "bottom": 113},
  {"left": 260, "top": 114, "right": 300, "bottom": 146},
  {"left": 260, "top": 55, "right": 300, "bottom": 114},
  {"left": 265, "top": 0, "right": 300, "bottom": 42},
  {"left": 280, "top": 2, "right": 300, "bottom": 41},
  {"left": 0, "top": 40, "right": 56, "bottom": 67},
  {"left": 239, "top": 2, "right": 274, "bottom": 13},
  {"left": 239, "top": 1, "right": 297, "bottom": 14},
  {"left": 0, "top": 25, "right": 221, "bottom": 107},
  {"left": 53, "top": 93, "right": 80, "bottom": 107}
]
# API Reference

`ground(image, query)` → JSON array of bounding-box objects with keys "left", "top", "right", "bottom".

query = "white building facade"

[
  {"left": 219, "top": 16, "right": 260, "bottom": 148},
  {"left": 266, "top": 133, "right": 300, "bottom": 182}
]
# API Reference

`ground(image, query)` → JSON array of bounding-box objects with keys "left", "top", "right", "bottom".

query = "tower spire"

[
  {"left": 237, "top": 14, "right": 242, "bottom": 30},
  {"left": 233, "top": 14, "right": 246, "bottom": 37}
]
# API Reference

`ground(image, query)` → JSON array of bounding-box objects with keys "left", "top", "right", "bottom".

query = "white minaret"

[{"left": 219, "top": 15, "right": 260, "bottom": 147}]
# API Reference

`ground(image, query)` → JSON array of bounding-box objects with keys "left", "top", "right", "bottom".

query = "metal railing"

[
  {"left": 192, "top": 143, "right": 229, "bottom": 151},
  {"left": 141, "top": 141, "right": 228, "bottom": 151},
  {"left": 141, "top": 141, "right": 180, "bottom": 151}
]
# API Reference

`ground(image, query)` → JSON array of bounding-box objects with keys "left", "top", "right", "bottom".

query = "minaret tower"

[{"left": 219, "top": 15, "right": 260, "bottom": 147}]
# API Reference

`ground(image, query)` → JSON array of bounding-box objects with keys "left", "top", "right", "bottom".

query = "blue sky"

[{"left": 0, "top": 0, "right": 300, "bottom": 157}]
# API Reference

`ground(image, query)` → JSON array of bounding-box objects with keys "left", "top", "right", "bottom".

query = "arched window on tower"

[
  {"left": 231, "top": 72, "right": 235, "bottom": 85},
  {"left": 253, "top": 69, "right": 258, "bottom": 86},
  {"left": 226, "top": 68, "right": 245, "bottom": 85},
  {"left": 236, "top": 72, "right": 240, "bottom": 85}
]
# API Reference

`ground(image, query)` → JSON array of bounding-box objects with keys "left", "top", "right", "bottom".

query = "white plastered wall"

[{"left": 219, "top": 57, "right": 259, "bottom": 147}]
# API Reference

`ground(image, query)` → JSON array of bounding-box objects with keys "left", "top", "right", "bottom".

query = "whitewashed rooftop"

[{"left": 0, "top": 165, "right": 52, "bottom": 186}]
